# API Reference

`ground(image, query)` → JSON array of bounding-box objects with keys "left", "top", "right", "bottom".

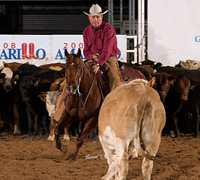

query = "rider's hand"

[
  {"left": 93, "top": 53, "right": 100, "bottom": 61},
  {"left": 92, "top": 64, "right": 100, "bottom": 74}
]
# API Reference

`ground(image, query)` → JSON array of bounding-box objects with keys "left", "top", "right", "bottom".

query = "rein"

[{"left": 79, "top": 73, "right": 96, "bottom": 110}]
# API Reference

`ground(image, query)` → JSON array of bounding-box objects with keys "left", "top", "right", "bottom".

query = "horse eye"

[{"left": 78, "top": 66, "right": 82, "bottom": 70}]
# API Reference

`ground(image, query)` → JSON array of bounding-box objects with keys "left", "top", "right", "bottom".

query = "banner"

[{"left": 0, "top": 35, "right": 127, "bottom": 66}]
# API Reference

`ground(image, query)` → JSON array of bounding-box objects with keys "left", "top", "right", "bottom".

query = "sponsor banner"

[
  {"left": 0, "top": 35, "right": 51, "bottom": 66},
  {"left": 0, "top": 35, "right": 127, "bottom": 66}
]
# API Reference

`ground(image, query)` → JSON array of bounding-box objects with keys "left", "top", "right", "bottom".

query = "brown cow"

[
  {"left": 39, "top": 63, "right": 66, "bottom": 69},
  {"left": 98, "top": 78, "right": 166, "bottom": 180},
  {"left": 162, "top": 76, "right": 190, "bottom": 137},
  {"left": 154, "top": 72, "right": 174, "bottom": 103},
  {"left": 3, "top": 61, "right": 29, "bottom": 71}
]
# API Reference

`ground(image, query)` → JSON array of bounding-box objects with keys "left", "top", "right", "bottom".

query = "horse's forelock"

[{"left": 66, "top": 54, "right": 83, "bottom": 68}]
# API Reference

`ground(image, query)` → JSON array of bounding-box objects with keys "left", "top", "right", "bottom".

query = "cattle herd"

[{"left": 0, "top": 58, "right": 200, "bottom": 179}]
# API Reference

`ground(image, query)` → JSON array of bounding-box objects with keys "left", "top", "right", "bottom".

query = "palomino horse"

[{"left": 54, "top": 49, "right": 146, "bottom": 161}]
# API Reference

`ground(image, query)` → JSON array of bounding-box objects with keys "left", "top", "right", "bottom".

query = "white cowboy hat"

[{"left": 83, "top": 4, "right": 108, "bottom": 16}]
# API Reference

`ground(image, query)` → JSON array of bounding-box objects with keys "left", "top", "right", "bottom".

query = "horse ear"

[
  {"left": 65, "top": 49, "right": 69, "bottom": 57},
  {"left": 77, "top": 48, "right": 81, "bottom": 57}
]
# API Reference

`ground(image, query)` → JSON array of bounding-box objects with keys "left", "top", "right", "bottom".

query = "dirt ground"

[{"left": 0, "top": 133, "right": 200, "bottom": 180}]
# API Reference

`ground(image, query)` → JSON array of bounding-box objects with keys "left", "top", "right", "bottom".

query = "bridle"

[
  {"left": 65, "top": 63, "right": 83, "bottom": 97},
  {"left": 65, "top": 62, "right": 96, "bottom": 110}
]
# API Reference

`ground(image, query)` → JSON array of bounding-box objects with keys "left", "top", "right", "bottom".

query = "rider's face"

[{"left": 88, "top": 15, "right": 103, "bottom": 28}]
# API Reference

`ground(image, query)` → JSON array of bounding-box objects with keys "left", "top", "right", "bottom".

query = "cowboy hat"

[{"left": 83, "top": 4, "right": 108, "bottom": 16}]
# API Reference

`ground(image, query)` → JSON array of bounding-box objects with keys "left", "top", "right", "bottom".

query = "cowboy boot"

[
  {"left": 22, "top": 43, "right": 31, "bottom": 59},
  {"left": 29, "top": 43, "right": 38, "bottom": 59}
]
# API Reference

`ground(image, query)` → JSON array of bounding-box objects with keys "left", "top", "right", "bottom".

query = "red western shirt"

[{"left": 83, "top": 21, "right": 121, "bottom": 65}]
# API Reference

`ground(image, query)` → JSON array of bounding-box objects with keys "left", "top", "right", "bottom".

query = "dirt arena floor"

[{"left": 0, "top": 133, "right": 200, "bottom": 180}]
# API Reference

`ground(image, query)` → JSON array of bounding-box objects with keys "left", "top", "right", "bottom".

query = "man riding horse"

[
  {"left": 52, "top": 4, "right": 122, "bottom": 139},
  {"left": 83, "top": 4, "right": 123, "bottom": 91}
]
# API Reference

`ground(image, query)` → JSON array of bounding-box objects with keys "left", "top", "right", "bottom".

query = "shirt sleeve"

[
  {"left": 97, "top": 24, "right": 116, "bottom": 65},
  {"left": 83, "top": 29, "right": 93, "bottom": 60}
]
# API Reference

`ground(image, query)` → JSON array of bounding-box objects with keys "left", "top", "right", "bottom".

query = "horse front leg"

[
  {"left": 54, "top": 110, "right": 71, "bottom": 152},
  {"left": 71, "top": 116, "right": 98, "bottom": 161},
  {"left": 63, "top": 124, "right": 70, "bottom": 141}
]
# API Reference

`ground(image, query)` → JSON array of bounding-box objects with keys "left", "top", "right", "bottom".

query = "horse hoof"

[
  {"left": 13, "top": 125, "right": 20, "bottom": 135},
  {"left": 64, "top": 153, "right": 74, "bottom": 161},
  {"left": 70, "top": 158, "right": 76, "bottom": 162},
  {"left": 47, "top": 135, "right": 55, "bottom": 141},
  {"left": 63, "top": 135, "right": 70, "bottom": 142}
]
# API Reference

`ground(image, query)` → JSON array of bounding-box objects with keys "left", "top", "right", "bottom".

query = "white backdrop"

[
  {"left": 0, "top": 35, "right": 127, "bottom": 66},
  {"left": 148, "top": 0, "right": 200, "bottom": 66}
]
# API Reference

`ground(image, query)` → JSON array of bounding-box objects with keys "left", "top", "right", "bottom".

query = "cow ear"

[
  {"left": 77, "top": 48, "right": 81, "bottom": 57},
  {"left": 190, "top": 85, "right": 195, "bottom": 90},
  {"left": 34, "top": 81, "right": 39, "bottom": 87},
  {"left": 0, "top": 73, "right": 6, "bottom": 84},
  {"left": 14, "top": 74, "right": 19, "bottom": 80},
  {"left": 3, "top": 62, "right": 7, "bottom": 67},
  {"left": 147, "top": 77, "right": 156, "bottom": 87},
  {"left": 38, "top": 92, "right": 47, "bottom": 102},
  {"left": 65, "top": 49, "right": 69, "bottom": 57},
  {"left": 13, "top": 74, "right": 19, "bottom": 85},
  {"left": 0, "top": 78, "right": 5, "bottom": 84},
  {"left": 0, "top": 73, "right": 6, "bottom": 78},
  {"left": 170, "top": 79, "right": 175, "bottom": 86},
  {"left": 32, "top": 78, "right": 40, "bottom": 87}
]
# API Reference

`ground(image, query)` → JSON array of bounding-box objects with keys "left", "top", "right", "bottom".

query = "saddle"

[
  {"left": 86, "top": 60, "right": 143, "bottom": 82},
  {"left": 86, "top": 60, "right": 145, "bottom": 98},
  {"left": 118, "top": 61, "right": 143, "bottom": 82}
]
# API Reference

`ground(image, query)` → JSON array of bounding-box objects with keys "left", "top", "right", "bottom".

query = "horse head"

[{"left": 65, "top": 48, "right": 83, "bottom": 96}]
